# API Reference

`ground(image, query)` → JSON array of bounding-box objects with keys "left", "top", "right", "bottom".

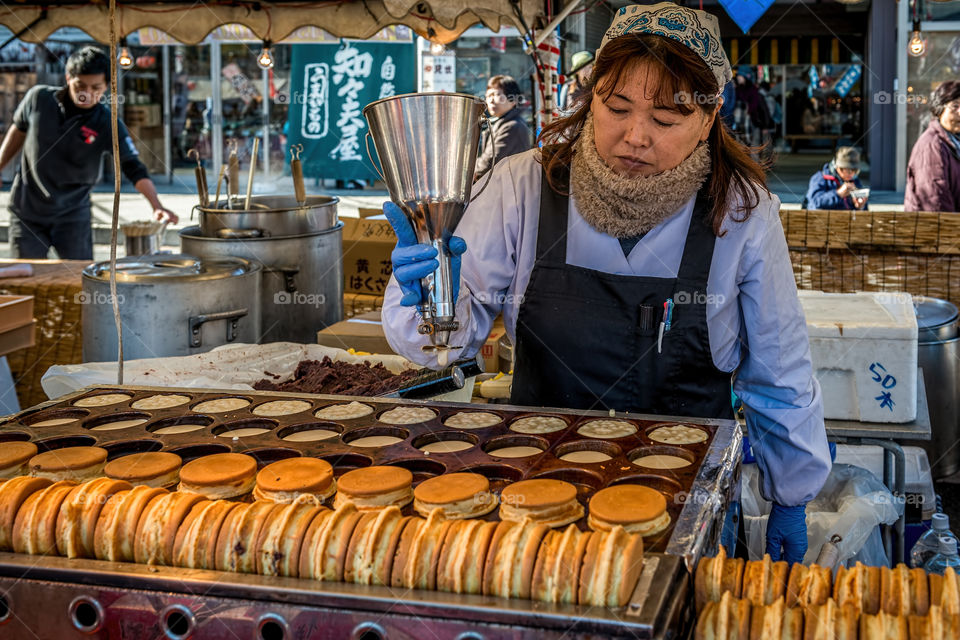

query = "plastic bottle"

[
  {"left": 924, "top": 536, "right": 960, "bottom": 576},
  {"left": 910, "top": 513, "right": 957, "bottom": 568}
]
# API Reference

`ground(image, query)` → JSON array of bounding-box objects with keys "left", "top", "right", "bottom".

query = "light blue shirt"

[{"left": 383, "top": 149, "right": 831, "bottom": 506}]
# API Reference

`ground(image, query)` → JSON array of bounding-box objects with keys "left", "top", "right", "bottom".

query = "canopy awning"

[{"left": 0, "top": 0, "right": 541, "bottom": 46}]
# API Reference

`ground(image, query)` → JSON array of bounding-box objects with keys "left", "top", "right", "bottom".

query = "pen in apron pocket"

[{"left": 657, "top": 298, "right": 674, "bottom": 354}]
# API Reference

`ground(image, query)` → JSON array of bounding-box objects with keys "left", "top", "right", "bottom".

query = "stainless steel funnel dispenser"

[{"left": 363, "top": 92, "right": 485, "bottom": 357}]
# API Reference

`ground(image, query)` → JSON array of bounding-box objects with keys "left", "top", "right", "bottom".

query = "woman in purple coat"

[{"left": 905, "top": 81, "right": 960, "bottom": 212}]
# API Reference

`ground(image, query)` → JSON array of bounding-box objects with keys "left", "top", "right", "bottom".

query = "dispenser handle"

[
  {"left": 471, "top": 115, "right": 496, "bottom": 200},
  {"left": 364, "top": 132, "right": 387, "bottom": 183}
]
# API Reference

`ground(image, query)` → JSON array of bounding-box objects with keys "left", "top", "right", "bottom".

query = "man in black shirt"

[{"left": 0, "top": 46, "right": 177, "bottom": 260}]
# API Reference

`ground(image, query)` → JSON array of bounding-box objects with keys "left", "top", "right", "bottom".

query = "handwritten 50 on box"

[{"left": 798, "top": 291, "right": 918, "bottom": 423}]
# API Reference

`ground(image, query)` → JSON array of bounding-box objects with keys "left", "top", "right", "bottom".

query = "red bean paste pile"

[{"left": 254, "top": 356, "right": 418, "bottom": 396}]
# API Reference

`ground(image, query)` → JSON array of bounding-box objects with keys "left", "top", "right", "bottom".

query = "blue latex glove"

[
  {"left": 382, "top": 201, "right": 467, "bottom": 307},
  {"left": 766, "top": 503, "right": 808, "bottom": 564}
]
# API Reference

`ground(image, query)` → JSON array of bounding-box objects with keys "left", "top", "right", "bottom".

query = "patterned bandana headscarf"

[{"left": 598, "top": 3, "right": 732, "bottom": 90}]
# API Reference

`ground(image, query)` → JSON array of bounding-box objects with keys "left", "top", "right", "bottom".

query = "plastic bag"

[
  {"left": 741, "top": 462, "right": 902, "bottom": 566},
  {"left": 41, "top": 342, "right": 416, "bottom": 399}
]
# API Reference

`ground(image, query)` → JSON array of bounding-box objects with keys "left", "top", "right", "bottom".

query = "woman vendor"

[{"left": 381, "top": 2, "right": 830, "bottom": 564}]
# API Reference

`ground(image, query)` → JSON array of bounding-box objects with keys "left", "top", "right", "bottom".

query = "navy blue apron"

[{"left": 509, "top": 160, "right": 733, "bottom": 419}]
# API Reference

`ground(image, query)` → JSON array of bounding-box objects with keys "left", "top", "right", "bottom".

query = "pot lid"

[
  {"left": 914, "top": 296, "right": 959, "bottom": 330},
  {"left": 83, "top": 254, "right": 256, "bottom": 283}
]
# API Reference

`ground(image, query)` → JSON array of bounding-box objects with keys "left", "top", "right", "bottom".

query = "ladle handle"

[
  {"left": 364, "top": 131, "right": 387, "bottom": 183},
  {"left": 292, "top": 158, "right": 306, "bottom": 204}
]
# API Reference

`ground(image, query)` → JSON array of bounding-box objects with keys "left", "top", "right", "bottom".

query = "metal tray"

[
  {"left": 1, "top": 384, "right": 740, "bottom": 562},
  {"left": 0, "top": 551, "right": 689, "bottom": 639}
]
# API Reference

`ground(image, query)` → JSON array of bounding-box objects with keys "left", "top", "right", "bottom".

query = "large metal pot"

[
  {"left": 81, "top": 254, "right": 261, "bottom": 362},
  {"left": 906, "top": 296, "right": 960, "bottom": 479},
  {"left": 196, "top": 195, "right": 338, "bottom": 238},
  {"left": 910, "top": 296, "right": 960, "bottom": 478},
  {"left": 180, "top": 225, "right": 343, "bottom": 344}
]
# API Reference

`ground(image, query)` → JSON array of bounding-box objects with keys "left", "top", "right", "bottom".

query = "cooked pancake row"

[
  {"left": 695, "top": 591, "right": 960, "bottom": 640},
  {"left": 0, "top": 475, "right": 647, "bottom": 607},
  {"left": 2, "top": 445, "right": 674, "bottom": 536},
  {"left": 695, "top": 546, "right": 959, "bottom": 617}
]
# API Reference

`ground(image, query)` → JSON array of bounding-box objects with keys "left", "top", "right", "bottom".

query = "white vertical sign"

[{"left": 421, "top": 54, "right": 456, "bottom": 92}]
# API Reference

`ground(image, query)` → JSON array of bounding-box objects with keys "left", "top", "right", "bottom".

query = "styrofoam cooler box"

[{"left": 798, "top": 291, "right": 918, "bottom": 423}]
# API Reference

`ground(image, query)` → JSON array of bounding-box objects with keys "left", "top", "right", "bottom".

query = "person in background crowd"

[
  {"left": 0, "top": 46, "right": 177, "bottom": 260},
  {"left": 905, "top": 81, "right": 960, "bottom": 212},
  {"left": 474, "top": 75, "right": 532, "bottom": 181},
  {"left": 803, "top": 146, "right": 868, "bottom": 210},
  {"left": 735, "top": 67, "right": 773, "bottom": 147},
  {"left": 559, "top": 50, "right": 594, "bottom": 113},
  {"left": 719, "top": 80, "right": 736, "bottom": 130},
  {"left": 802, "top": 97, "right": 822, "bottom": 135}
]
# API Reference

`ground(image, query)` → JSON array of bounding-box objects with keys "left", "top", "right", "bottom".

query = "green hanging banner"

[{"left": 286, "top": 41, "right": 416, "bottom": 181}]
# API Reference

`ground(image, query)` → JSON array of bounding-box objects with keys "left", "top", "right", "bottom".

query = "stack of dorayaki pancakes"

[
  {"left": 0, "top": 443, "right": 661, "bottom": 607},
  {"left": 693, "top": 546, "right": 960, "bottom": 639}
]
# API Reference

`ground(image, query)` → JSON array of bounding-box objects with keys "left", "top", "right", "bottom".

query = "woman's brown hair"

[{"left": 539, "top": 34, "right": 768, "bottom": 235}]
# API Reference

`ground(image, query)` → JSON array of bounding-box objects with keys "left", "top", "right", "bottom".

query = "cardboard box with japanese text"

[{"left": 342, "top": 208, "right": 395, "bottom": 295}]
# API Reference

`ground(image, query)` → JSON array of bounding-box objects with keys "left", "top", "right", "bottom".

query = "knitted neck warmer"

[{"left": 570, "top": 114, "right": 711, "bottom": 238}]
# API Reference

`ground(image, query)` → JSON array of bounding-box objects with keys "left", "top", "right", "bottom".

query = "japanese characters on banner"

[
  {"left": 286, "top": 42, "right": 416, "bottom": 181},
  {"left": 421, "top": 54, "right": 456, "bottom": 92}
]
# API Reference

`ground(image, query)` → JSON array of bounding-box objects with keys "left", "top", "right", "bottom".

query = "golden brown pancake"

[
  {"left": 214, "top": 500, "right": 280, "bottom": 574},
  {"left": 104, "top": 452, "right": 183, "bottom": 489},
  {"left": 577, "top": 525, "right": 645, "bottom": 607},
  {"left": 749, "top": 596, "right": 784, "bottom": 640},
  {"left": 254, "top": 502, "right": 328, "bottom": 577},
  {"left": 173, "top": 499, "right": 241, "bottom": 570},
  {"left": 391, "top": 509, "right": 454, "bottom": 590},
  {"left": 12, "top": 480, "right": 78, "bottom": 555},
  {"left": 94, "top": 486, "right": 168, "bottom": 562},
  {"left": 55, "top": 477, "right": 131, "bottom": 558},
  {"left": 483, "top": 518, "right": 550, "bottom": 600},
  {"left": 253, "top": 457, "right": 335, "bottom": 504},
  {"left": 0, "top": 442, "right": 38, "bottom": 479},
  {"left": 785, "top": 562, "right": 831, "bottom": 609},
  {"left": 178, "top": 453, "right": 257, "bottom": 500},
  {"left": 695, "top": 546, "right": 745, "bottom": 611},
  {"left": 742, "top": 554, "right": 789, "bottom": 607},
  {"left": 28, "top": 446, "right": 108, "bottom": 482},
  {"left": 0, "top": 476, "right": 52, "bottom": 551},
  {"left": 343, "top": 506, "right": 406, "bottom": 585},
  {"left": 413, "top": 473, "right": 496, "bottom": 519},
  {"left": 835, "top": 562, "right": 882, "bottom": 615},
  {"left": 298, "top": 502, "right": 362, "bottom": 582},
  {"left": 436, "top": 519, "right": 498, "bottom": 595},
  {"left": 499, "top": 479, "right": 583, "bottom": 528},
  {"left": 588, "top": 484, "right": 670, "bottom": 537},
  {"left": 530, "top": 524, "right": 591, "bottom": 604},
  {"left": 133, "top": 491, "right": 206, "bottom": 565},
  {"left": 334, "top": 466, "right": 413, "bottom": 511}
]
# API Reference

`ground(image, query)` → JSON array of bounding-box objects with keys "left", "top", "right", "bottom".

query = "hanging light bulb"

[
  {"left": 429, "top": 40, "right": 446, "bottom": 56},
  {"left": 908, "top": 25, "right": 926, "bottom": 57},
  {"left": 257, "top": 41, "right": 274, "bottom": 70},
  {"left": 118, "top": 39, "right": 134, "bottom": 70}
]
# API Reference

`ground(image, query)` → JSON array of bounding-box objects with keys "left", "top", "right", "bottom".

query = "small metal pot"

[{"left": 195, "top": 195, "right": 338, "bottom": 238}]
